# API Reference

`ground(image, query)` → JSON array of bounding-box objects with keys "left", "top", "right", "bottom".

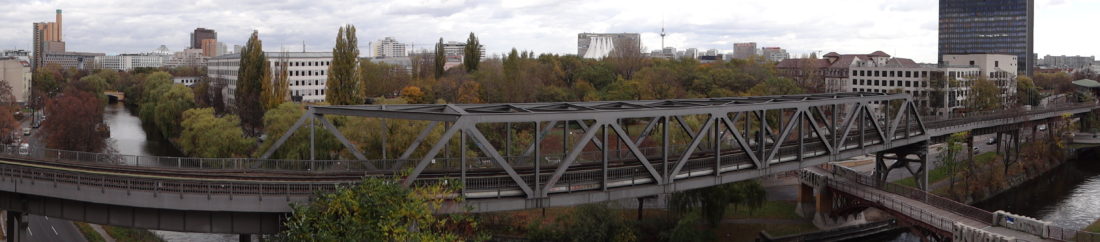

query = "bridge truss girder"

[{"left": 262, "top": 92, "right": 928, "bottom": 209}]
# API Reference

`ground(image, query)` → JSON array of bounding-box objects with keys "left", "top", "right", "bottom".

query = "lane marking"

[
  {"left": 26, "top": 227, "right": 31, "bottom": 236},
  {"left": 51, "top": 226, "right": 57, "bottom": 235},
  {"left": 43, "top": 216, "right": 48, "bottom": 221}
]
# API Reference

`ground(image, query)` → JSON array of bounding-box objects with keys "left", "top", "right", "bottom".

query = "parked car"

[
  {"left": 986, "top": 137, "right": 997, "bottom": 145},
  {"left": 22, "top": 128, "right": 30, "bottom": 136},
  {"left": 18, "top": 143, "right": 29, "bottom": 156}
]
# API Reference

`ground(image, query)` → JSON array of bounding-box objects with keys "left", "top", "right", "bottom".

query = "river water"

[
  {"left": 974, "top": 148, "right": 1100, "bottom": 230},
  {"left": 104, "top": 102, "right": 241, "bottom": 242}
]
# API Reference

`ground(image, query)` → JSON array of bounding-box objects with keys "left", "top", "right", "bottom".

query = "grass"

[
  {"left": 73, "top": 222, "right": 106, "bottom": 242},
  {"left": 1086, "top": 218, "right": 1100, "bottom": 233},
  {"left": 103, "top": 225, "right": 165, "bottom": 242},
  {"left": 725, "top": 200, "right": 803, "bottom": 220},
  {"left": 895, "top": 152, "right": 997, "bottom": 187}
]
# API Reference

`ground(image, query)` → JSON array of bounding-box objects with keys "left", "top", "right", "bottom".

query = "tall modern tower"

[
  {"left": 32, "top": 9, "right": 64, "bottom": 69},
  {"left": 939, "top": 0, "right": 1034, "bottom": 76},
  {"left": 190, "top": 28, "right": 217, "bottom": 49}
]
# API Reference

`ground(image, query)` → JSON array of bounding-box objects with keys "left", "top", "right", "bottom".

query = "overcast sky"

[{"left": 1, "top": 0, "right": 1096, "bottom": 63}]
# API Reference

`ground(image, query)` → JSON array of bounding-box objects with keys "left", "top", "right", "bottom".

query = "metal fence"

[{"left": 824, "top": 165, "right": 1100, "bottom": 242}]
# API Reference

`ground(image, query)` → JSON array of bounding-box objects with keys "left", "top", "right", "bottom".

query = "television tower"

[{"left": 659, "top": 21, "right": 667, "bottom": 50}]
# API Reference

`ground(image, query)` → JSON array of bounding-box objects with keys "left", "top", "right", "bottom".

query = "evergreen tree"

[
  {"left": 463, "top": 32, "right": 481, "bottom": 73},
  {"left": 433, "top": 38, "right": 445, "bottom": 78},
  {"left": 236, "top": 31, "right": 267, "bottom": 135},
  {"left": 326, "top": 25, "right": 361, "bottom": 105}
]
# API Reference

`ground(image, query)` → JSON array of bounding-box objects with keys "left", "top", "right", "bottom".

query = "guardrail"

[{"left": 821, "top": 165, "right": 1100, "bottom": 242}]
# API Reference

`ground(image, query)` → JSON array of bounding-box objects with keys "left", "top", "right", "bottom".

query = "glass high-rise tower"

[{"left": 939, "top": 0, "right": 1034, "bottom": 76}]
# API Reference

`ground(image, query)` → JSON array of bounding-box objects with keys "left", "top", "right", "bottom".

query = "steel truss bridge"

[{"left": 0, "top": 92, "right": 1094, "bottom": 238}]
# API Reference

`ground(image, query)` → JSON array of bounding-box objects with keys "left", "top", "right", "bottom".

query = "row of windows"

[
  {"left": 293, "top": 89, "right": 325, "bottom": 97},
  {"left": 851, "top": 88, "right": 930, "bottom": 98},
  {"left": 852, "top": 79, "right": 930, "bottom": 88},
  {"left": 293, "top": 80, "right": 324, "bottom": 86},
  {"left": 291, "top": 70, "right": 325, "bottom": 76},
  {"left": 852, "top": 70, "right": 929, "bottom": 78},
  {"left": 283, "top": 61, "right": 331, "bottom": 67}
]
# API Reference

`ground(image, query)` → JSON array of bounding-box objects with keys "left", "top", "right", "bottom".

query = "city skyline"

[{"left": 0, "top": 0, "right": 1095, "bottom": 63}]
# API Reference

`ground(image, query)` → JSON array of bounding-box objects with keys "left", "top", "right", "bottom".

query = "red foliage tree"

[{"left": 43, "top": 88, "right": 106, "bottom": 152}]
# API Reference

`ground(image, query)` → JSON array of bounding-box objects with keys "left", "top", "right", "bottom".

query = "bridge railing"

[
  {"left": 825, "top": 164, "right": 996, "bottom": 224},
  {"left": 924, "top": 102, "right": 1096, "bottom": 130},
  {"left": 824, "top": 164, "right": 1100, "bottom": 242}
]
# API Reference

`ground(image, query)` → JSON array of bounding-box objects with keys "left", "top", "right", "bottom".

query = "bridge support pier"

[
  {"left": 873, "top": 142, "right": 929, "bottom": 190},
  {"left": 4, "top": 211, "right": 23, "bottom": 242},
  {"left": 796, "top": 183, "right": 815, "bottom": 217}
]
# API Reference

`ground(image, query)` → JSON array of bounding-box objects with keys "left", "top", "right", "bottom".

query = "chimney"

[{"left": 56, "top": 9, "right": 62, "bottom": 41}]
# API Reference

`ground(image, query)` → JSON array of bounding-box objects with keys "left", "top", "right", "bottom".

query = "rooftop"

[{"left": 1072, "top": 79, "right": 1100, "bottom": 89}]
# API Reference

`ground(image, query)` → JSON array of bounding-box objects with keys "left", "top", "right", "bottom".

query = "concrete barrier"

[
  {"left": 994, "top": 210, "right": 1051, "bottom": 238},
  {"left": 953, "top": 222, "right": 1015, "bottom": 242}
]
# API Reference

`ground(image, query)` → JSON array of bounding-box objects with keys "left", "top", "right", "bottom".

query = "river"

[
  {"left": 974, "top": 148, "right": 1100, "bottom": 230},
  {"left": 104, "top": 102, "right": 242, "bottom": 242}
]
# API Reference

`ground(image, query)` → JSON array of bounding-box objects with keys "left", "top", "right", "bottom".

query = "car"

[
  {"left": 986, "top": 137, "right": 997, "bottom": 145},
  {"left": 18, "top": 143, "right": 29, "bottom": 156},
  {"left": 1039, "top": 125, "right": 1048, "bottom": 131},
  {"left": 973, "top": 147, "right": 980, "bottom": 154},
  {"left": 22, "top": 128, "right": 30, "bottom": 136}
]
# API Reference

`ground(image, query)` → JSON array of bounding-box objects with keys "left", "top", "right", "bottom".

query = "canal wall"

[{"left": 968, "top": 146, "right": 1100, "bottom": 205}]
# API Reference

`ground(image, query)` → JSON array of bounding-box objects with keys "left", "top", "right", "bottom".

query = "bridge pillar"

[
  {"left": 873, "top": 142, "right": 929, "bottom": 190},
  {"left": 796, "top": 183, "right": 815, "bottom": 217},
  {"left": 815, "top": 187, "right": 834, "bottom": 217},
  {"left": 4, "top": 211, "right": 23, "bottom": 242},
  {"left": 239, "top": 234, "right": 251, "bottom": 242}
]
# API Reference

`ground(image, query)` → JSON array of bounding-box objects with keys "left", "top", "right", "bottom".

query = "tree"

[
  {"left": 669, "top": 180, "right": 766, "bottom": 228},
  {"left": 1016, "top": 76, "right": 1041, "bottom": 106},
  {"left": 456, "top": 80, "right": 483, "bottom": 103},
  {"left": 179, "top": 108, "right": 255, "bottom": 158},
  {"left": 153, "top": 84, "right": 196, "bottom": 139},
  {"left": 968, "top": 77, "right": 1002, "bottom": 111},
  {"left": 400, "top": 86, "right": 426, "bottom": 104},
  {"left": 434, "top": 38, "right": 446, "bottom": 78},
  {"left": 359, "top": 60, "right": 410, "bottom": 98},
  {"left": 237, "top": 31, "right": 268, "bottom": 134},
  {"left": 44, "top": 88, "right": 106, "bottom": 152},
  {"left": 255, "top": 102, "right": 341, "bottom": 160},
  {"left": 941, "top": 132, "right": 968, "bottom": 199},
  {"left": 463, "top": 32, "right": 481, "bottom": 73},
  {"left": 326, "top": 25, "right": 361, "bottom": 105},
  {"left": 0, "top": 82, "right": 19, "bottom": 144},
  {"left": 281, "top": 177, "right": 480, "bottom": 241},
  {"left": 262, "top": 56, "right": 289, "bottom": 110},
  {"left": 745, "top": 77, "right": 804, "bottom": 96}
]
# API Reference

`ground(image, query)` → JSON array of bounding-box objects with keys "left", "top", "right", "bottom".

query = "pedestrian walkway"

[{"left": 804, "top": 166, "right": 1053, "bottom": 241}]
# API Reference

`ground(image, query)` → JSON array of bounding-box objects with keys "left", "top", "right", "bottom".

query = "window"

[
  {"left": 969, "top": 61, "right": 975, "bottom": 66},
  {"left": 995, "top": 61, "right": 999, "bottom": 67}
]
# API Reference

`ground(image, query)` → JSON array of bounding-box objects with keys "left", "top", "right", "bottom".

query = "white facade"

[
  {"left": 761, "top": 47, "right": 789, "bottom": 62},
  {"left": 0, "top": 58, "right": 31, "bottom": 104},
  {"left": 166, "top": 49, "right": 207, "bottom": 68},
  {"left": 208, "top": 52, "right": 334, "bottom": 106},
  {"left": 369, "top": 37, "right": 407, "bottom": 58},
  {"left": 172, "top": 76, "right": 201, "bottom": 87},
  {"left": 942, "top": 54, "right": 1019, "bottom": 105},
  {"left": 846, "top": 66, "right": 980, "bottom": 116},
  {"left": 95, "top": 53, "right": 170, "bottom": 71},
  {"left": 441, "top": 41, "right": 485, "bottom": 69}
]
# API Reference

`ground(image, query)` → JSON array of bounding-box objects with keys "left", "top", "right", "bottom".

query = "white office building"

[
  {"left": 369, "top": 37, "right": 407, "bottom": 58},
  {"left": 208, "top": 52, "right": 334, "bottom": 106},
  {"left": 96, "top": 53, "right": 171, "bottom": 71},
  {"left": 441, "top": 41, "right": 485, "bottom": 70}
]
